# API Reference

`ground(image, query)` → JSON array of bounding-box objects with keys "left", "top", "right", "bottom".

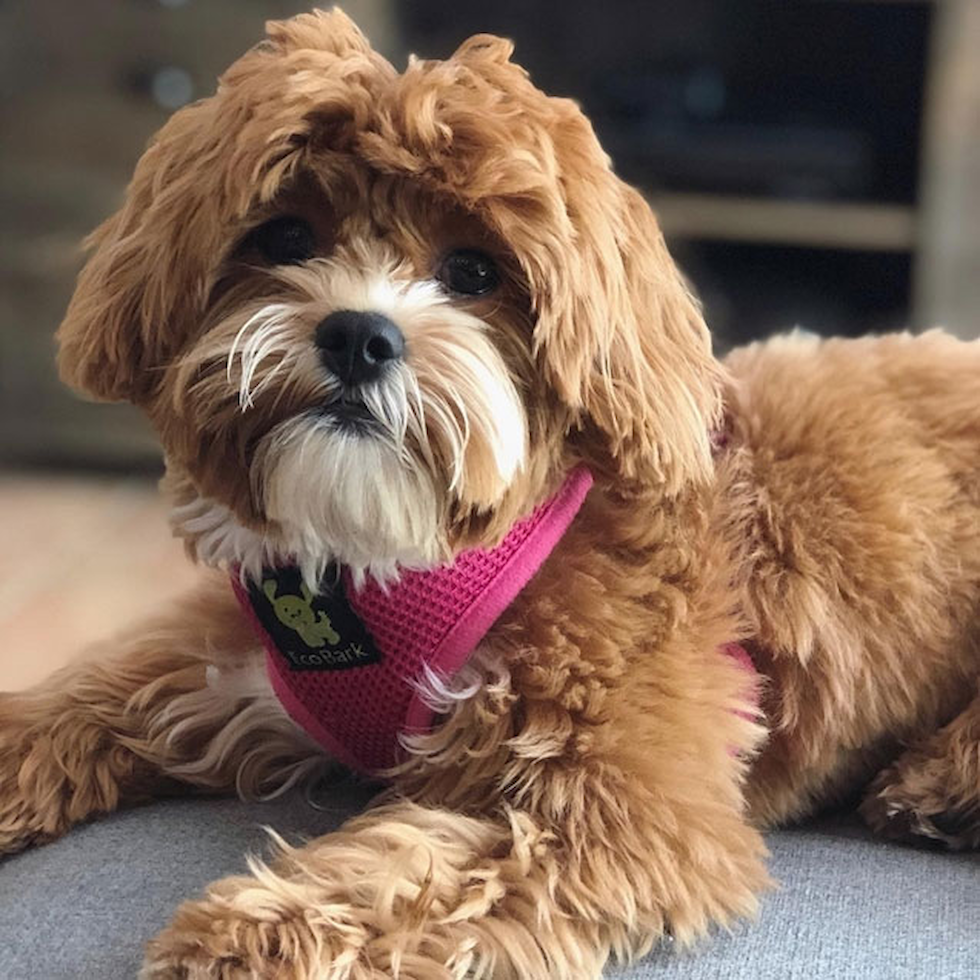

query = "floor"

[{"left": 0, "top": 473, "right": 199, "bottom": 691}]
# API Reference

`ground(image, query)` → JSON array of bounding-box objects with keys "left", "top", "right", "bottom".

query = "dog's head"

[{"left": 57, "top": 9, "right": 722, "bottom": 583}]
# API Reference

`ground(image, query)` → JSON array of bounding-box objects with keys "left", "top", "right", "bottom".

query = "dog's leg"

[
  {"left": 142, "top": 797, "right": 767, "bottom": 980},
  {"left": 0, "top": 574, "right": 322, "bottom": 856},
  {"left": 142, "top": 752, "right": 768, "bottom": 978},
  {"left": 860, "top": 687, "right": 980, "bottom": 849},
  {"left": 0, "top": 642, "right": 203, "bottom": 856}
]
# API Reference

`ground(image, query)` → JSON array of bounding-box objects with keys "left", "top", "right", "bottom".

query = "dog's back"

[{"left": 722, "top": 329, "right": 980, "bottom": 843}]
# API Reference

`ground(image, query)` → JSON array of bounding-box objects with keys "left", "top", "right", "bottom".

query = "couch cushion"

[{"left": 1, "top": 790, "right": 976, "bottom": 980}]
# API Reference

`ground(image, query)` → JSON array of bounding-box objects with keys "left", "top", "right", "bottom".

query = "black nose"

[{"left": 314, "top": 310, "right": 406, "bottom": 386}]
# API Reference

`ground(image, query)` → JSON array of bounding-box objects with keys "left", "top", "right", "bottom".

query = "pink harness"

[
  {"left": 234, "top": 467, "right": 594, "bottom": 773},
  {"left": 234, "top": 466, "right": 756, "bottom": 774}
]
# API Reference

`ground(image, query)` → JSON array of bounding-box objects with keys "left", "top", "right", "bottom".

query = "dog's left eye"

[
  {"left": 437, "top": 249, "right": 500, "bottom": 296},
  {"left": 250, "top": 216, "right": 316, "bottom": 266}
]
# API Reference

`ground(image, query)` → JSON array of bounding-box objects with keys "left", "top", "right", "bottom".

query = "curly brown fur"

[
  {"left": 723, "top": 331, "right": 980, "bottom": 829},
  {"left": 860, "top": 687, "right": 980, "bottom": 849},
  {"left": 3, "top": 8, "right": 979, "bottom": 979},
  {"left": 0, "top": 576, "right": 326, "bottom": 856}
]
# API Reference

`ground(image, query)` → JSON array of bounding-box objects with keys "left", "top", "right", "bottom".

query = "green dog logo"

[{"left": 263, "top": 579, "right": 341, "bottom": 648}]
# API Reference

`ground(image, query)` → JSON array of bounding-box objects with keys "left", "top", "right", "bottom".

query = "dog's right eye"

[
  {"left": 437, "top": 249, "right": 501, "bottom": 297},
  {"left": 250, "top": 217, "right": 316, "bottom": 266}
]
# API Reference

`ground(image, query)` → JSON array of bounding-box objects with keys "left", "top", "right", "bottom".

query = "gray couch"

[{"left": 1, "top": 787, "right": 976, "bottom": 980}]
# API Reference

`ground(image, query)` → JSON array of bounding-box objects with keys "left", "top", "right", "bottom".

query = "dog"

[{"left": 2, "top": 8, "right": 979, "bottom": 978}]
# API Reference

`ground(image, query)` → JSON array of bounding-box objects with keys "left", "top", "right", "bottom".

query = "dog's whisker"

[
  {"left": 241, "top": 330, "right": 291, "bottom": 398},
  {"left": 392, "top": 367, "right": 437, "bottom": 471},
  {"left": 246, "top": 358, "right": 289, "bottom": 407},
  {"left": 227, "top": 305, "right": 297, "bottom": 410},
  {"left": 225, "top": 311, "right": 259, "bottom": 386},
  {"left": 226, "top": 305, "right": 287, "bottom": 383},
  {"left": 424, "top": 396, "right": 467, "bottom": 492},
  {"left": 239, "top": 327, "right": 293, "bottom": 409}
]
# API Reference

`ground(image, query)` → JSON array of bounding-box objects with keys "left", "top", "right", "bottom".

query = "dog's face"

[{"left": 57, "top": 10, "right": 722, "bottom": 583}]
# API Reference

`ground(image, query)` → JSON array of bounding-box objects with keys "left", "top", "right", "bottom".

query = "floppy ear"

[
  {"left": 57, "top": 148, "right": 203, "bottom": 404},
  {"left": 428, "top": 41, "right": 723, "bottom": 491},
  {"left": 490, "top": 94, "right": 724, "bottom": 492},
  {"left": 263, "top": 580, "right": 278, "bottom": 602},
  {"left": 57, "top": 7, "right": 392, "bottom": 405},
  {"left": 56, "top": 81, "right": 244, "bottom": 405},
  {"left": 533, "top": 175, "right": 724, "bottom": 492}
]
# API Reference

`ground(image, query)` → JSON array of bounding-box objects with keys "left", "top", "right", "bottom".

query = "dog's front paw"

[
  {"left": 141, "top": 875, "right": 396, "bottom": 980},
  {"left": 142, "top": 895, "right": 302, "bottom": 980}
]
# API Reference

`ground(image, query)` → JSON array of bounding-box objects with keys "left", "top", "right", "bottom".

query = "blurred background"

[{"left": 2, "top": 0, "right": 978, "bottom": 686}]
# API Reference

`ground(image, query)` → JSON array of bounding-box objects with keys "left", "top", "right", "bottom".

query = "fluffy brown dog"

[{"left": 3, "top": 9, "right": 980, "bottom": 979}]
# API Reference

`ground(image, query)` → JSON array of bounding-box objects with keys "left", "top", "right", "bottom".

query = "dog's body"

[{"left": 2, "top": 11, "right": 979, "bottom": 979}]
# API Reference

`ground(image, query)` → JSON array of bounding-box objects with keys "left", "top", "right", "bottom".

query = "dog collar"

[{"left": 232, "top": 466, "right": 594, "bottom": 773}]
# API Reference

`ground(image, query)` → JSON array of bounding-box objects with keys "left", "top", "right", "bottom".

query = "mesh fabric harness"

[
  {"left": 233, "top": 467, "right": 594, "bottom": 773},
  {"left": 233, "top": 465, "right": 756, "bottom": 775}
]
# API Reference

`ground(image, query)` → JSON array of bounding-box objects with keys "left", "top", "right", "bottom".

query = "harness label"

[{"left": 247, "top": 566, "right": 382, "bottom": 672}]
